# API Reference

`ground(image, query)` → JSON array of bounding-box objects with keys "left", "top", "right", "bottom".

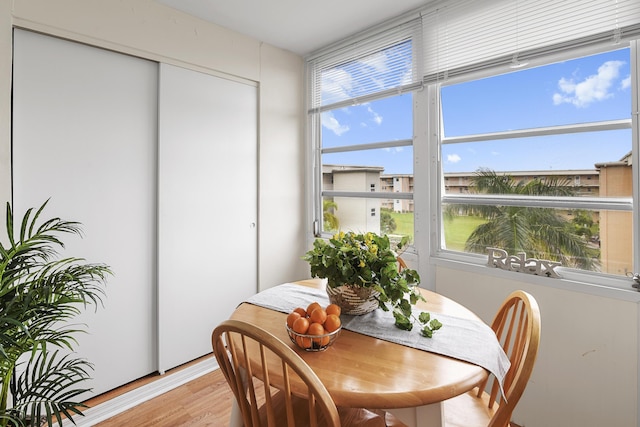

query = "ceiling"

[{"left": 155, "top": 0, "right": 430, "bottom": 56}]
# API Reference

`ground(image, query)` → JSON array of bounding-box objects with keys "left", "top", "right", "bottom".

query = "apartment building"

[
  {"left": 326, "top": 166, "right": 602, "bottom": 215},
  {"left": 597, "top": 152, "right": 633, "bottom": 275},
  {"left": 444, "top": 169, "right": 600, "bottom": 196}
]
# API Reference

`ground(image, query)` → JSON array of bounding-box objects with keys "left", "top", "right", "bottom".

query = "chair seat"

[{"left": 443, "top": 387, "right": 498, "bottom": 427}]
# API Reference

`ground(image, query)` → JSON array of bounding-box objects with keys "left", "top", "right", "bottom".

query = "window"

[
  {"left": 307, "top": 0, "right": 640, "bottom": 289},
  {"left": 308, "top": 18, "right": 422, "bottom": 241},
  {"left": 318, "top": 94, "right": 415, "bottom": 237},
  {"left": 439, "top": 48, "right": 635, "bottom": 278}
]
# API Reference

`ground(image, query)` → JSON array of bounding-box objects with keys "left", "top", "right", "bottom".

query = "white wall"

[
  {"left": 0, "top": 1, "right": 11, "bottom": 208},
  {"left": 0, "top": 0, "right": 308, "bottom": 290},
  {"left": 435, "top": 264, "right": 639, "bottom": 427},
  {"left": 258, "top": 43, "right": 311, "bottom": 286}
]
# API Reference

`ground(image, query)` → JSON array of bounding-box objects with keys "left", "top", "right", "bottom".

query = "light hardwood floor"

[
  {"left": 90, "top": 368, "right": 232, "bottom": 427},
  {"left": 87, "top": 359, "right": 522, "bottom": 427}
]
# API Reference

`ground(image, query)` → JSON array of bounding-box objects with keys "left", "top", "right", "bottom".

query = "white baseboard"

[{"left": 65, "top": 358, "right": 220, "bottom": 426}]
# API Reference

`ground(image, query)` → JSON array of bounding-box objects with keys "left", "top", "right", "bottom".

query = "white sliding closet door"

[
  {"left": 12, "top": 29, "right": 158, "bottom": 395},
  {"left": 158, "top": 64, "right": 258, "bottom": 372}
]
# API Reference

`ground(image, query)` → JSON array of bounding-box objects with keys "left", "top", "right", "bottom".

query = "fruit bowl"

[{"left": 286, "top": 324, "right": 341, "bottom": 352}]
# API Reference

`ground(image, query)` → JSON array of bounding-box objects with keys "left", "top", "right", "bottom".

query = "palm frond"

[{"left": 12, "top": 350, "right": 92, "bottom": 427}]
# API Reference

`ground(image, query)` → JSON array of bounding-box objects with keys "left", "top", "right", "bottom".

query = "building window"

[
  {"left": 439, "top": 47, "right": 634, "bottom": 278},
  {"left": 371, "top": 183, "right": 376, "bottom": 192}
]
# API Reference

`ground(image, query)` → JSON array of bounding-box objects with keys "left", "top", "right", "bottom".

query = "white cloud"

[
  {"left": 321, "top": 111, "right": 350, "bottom": 136},
  {"left": 553, "top": 60, "right": 626, "bottom": 108},
  {"left": 383, "top": 147, "right": 404, "bottom": 153},
  {"left": 358, "top": 51, "right": 390, "bottom": 74},
  {"left": 621, "top": 75, "right": 631, "bottom": 90},
  {"left": 367, "top": 106, "right": 383, "bottom": 125},
  {"left": 321, "top": 68, "right": 353, "bottom": 104},
  {"left": 447, "top": 154, "right": 461, "bottom": 163}
]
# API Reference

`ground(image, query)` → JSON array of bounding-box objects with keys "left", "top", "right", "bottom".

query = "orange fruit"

[
  {"left": 286, "top": 311, "right": 301, "bottom": 328},
  {"left": 319, "top": 335, "right": 331, "bottom": 346},
  {"left": 308, "top": 322, "right": 325, "bottom": 336},
  {"left": 306, "top": 302, "right": 322, "bottom": 317},
  {"left": 326, "top": 303, "right": 341, "bottom": 317},
  {"left": 295, "top": 335, "right": 313, "bottom": 349},
  {"left": 308, "top": 322, "right": 329, "bottom": 346},
  {"left": 324, "top": 314, "right": 341, "bottom": 333},
  {"left": 292, "top": 316, "right": 310, "bottom": 334},
  {"left": 293, "top": 307, "right": 307, "bottom": 318},
  {"left": 309, "top": 308, "right": 327, "bottom": 325}
]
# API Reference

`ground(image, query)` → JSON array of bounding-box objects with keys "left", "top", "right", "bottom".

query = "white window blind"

[
  {"left": 307, "top": 17, "right": 423, "bottom": 113},
  {"left": 423, "top": 0, "right": 640, "bottom": 81}
]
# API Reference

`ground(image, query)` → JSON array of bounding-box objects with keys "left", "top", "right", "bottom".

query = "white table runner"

[{"left": 245, "top": 283, "right": 511, "bottom": 394}]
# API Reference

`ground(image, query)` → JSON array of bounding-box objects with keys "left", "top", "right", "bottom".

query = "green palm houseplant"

[
  {"left": 304, "top": 231, "right": 441, "bottom": 337},
  {"left": 0, "top": 200, "right": 111, "bottom": 427}
]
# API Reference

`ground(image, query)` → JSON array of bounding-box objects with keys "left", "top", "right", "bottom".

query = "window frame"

[
  {"left": 426, "top": 40, "right": 640, "bottom": 291},
  {"left": 305, "top": 1, "right": 640, "bottom": 294}
]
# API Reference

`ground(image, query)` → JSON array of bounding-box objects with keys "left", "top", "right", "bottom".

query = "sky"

[{"left": 321, "top": 48, "right": 632, "bottom": 175}]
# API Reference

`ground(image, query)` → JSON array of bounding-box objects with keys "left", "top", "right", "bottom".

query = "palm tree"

[
  {"left": 323, "top": 199, "right": 339, "bottom": 232},
  {"left": 449, "top": 169, "right": 599, "bottom": 270}
]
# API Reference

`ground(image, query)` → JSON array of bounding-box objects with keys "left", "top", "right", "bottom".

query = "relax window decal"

[{"left": 487, "top": 247, "right": 561, "bottom": 278}]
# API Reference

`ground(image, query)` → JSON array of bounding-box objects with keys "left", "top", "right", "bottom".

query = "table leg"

[
  {"left": 228, "top": 367, "right": 248, "bottom": 427},
  {"left": 229, "top": 401, "right": 243, "bottom": 427},
  {"left": 387, "top": 403, "right": 443, "bottom": 427}
]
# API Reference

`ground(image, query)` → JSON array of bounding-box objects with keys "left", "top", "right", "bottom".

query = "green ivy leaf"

[
  {"left": 418, "top": 311, "right": 431, "bottom": 324},
  {"left": 421, "top": 326, "right": 433, "bottom": 338},
  {"left": 409, "top": 291, "right": 420, "bottom": 305},
  {"left": 393, "top": 311, "right": 413, "bottom": 331}
]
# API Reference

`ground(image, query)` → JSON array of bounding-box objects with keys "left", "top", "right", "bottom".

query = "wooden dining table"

[{"left": 227, "top": 279, "right": 491, "bottom": 427}]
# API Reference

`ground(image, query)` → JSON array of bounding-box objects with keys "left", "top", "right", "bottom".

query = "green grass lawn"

[
  {"left": 443, "top": 215, "right": 487, "bottom": 251},
  {"left": 388, "top": 211, "right": 486, "bottom": 251},
  {"left": 389, "top": 211, "right": 415, "bottom": 237}
]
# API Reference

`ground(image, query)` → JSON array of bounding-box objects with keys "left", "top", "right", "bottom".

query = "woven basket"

[{"left": 326, "top": 284, "right": 380, "bottom": 315}]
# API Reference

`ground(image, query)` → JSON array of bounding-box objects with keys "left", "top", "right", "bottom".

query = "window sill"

[{"left": 430, "top": 253, "right": 640, "bottom": 303}]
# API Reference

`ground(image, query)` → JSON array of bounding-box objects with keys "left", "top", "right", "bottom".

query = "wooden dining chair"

[
  {"left": 442, "top": 290, "right": 541, "bottom": 427},
  {"left": 212, "top": 319, "right": 386, "bottom": 427}
]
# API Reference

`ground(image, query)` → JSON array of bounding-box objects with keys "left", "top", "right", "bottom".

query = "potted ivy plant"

[
  {"left": 0, "top": 200, "right": 111, "bottom": 427},
  {"left": 303, "top": 231, "right": 441, "bottom": 337}
]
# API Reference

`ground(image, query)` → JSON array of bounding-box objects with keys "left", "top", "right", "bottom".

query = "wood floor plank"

[{"left": 93, "top": 369, "right": 231, "bottom": 427}]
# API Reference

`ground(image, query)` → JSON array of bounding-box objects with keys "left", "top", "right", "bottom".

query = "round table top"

[{"left": 229, "top": 279, "right": 489, "bottom": 409}]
